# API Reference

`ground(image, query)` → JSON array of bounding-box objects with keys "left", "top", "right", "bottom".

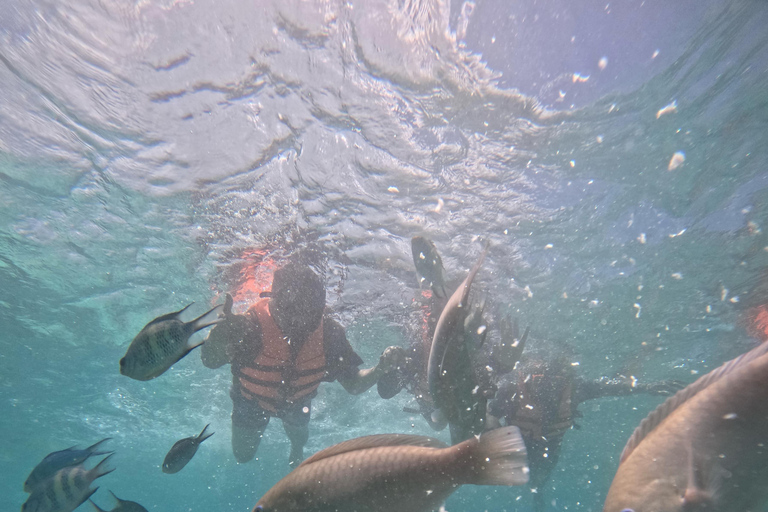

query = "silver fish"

[
  {"left": 427, "top": 243, "right": 489, "bottom": 442},
  {"left": 25, "top": 438, "right": 112, "bottom": 492},
  {"left": 120, "top": 303, "right": 224, "bottom": 381},
  {"left": 411, "top": 236, "right": 448, "bottom": 299},
  {"left": 22, "top": 454, "right": 114, "bottom": 512},
  {"left": 603, "top": 341, "right": 768, "bottom": 512},
  {"left": 162, "top": 424, "right": 214, "bottom": 474},
  {"left": 252, "top": 425, "right": 529, "bottom": 512},
  {"left": 89, "top": 491, "right": 148, "bottom": 512}
]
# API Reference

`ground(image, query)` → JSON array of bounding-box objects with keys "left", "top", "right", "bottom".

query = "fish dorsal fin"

[
  {"left": 145, "top": 303, "right": 194, "bottom": 327},
  {"left": 619, "top": 341, "right": 768, "bottom": 464},
  {"left": 299, "top": 434, "right": 448, "bottom": 468}
]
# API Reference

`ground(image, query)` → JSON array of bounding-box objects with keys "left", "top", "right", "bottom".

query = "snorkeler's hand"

[
  {"left": 223, "top": 293, "right": 234, "bottom": 316},
  {"left": 377, "top": 346, "right": 406, "bottom": 375}
]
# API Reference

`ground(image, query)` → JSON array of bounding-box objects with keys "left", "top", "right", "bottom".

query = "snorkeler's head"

[{"left": 270, "top": 262, "right": 326, "bottom": 336}]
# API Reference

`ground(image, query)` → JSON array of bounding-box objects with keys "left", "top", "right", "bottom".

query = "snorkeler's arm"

[
  {"left": 337, "top": 346, "right": 406, "bottom": 395},
  {"left": 201, "top": 294, "right": 258, "bottom": 369},
  {"left": 573, "top": 375, "right": 686, "bottom": 403}
]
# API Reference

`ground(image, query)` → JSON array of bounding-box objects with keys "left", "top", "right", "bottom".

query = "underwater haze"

[{"left": 2, "top": 0, "right": 768, "bottom": 511}]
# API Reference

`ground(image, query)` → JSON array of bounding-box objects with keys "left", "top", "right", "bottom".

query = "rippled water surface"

[{"left": 2, "top": 0, "right": 768, "bottom": 510}]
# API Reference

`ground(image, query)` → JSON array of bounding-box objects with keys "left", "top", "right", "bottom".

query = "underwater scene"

[{"left": 2, "top": 0, "right": 768, "bottom": 511}]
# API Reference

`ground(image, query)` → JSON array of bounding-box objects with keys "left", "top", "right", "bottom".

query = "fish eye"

[{"left": 254, "top": 506, "right": 265, "bottom": 512}]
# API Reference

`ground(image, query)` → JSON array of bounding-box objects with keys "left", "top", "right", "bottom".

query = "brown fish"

[
  {"left": 427, "top": 242, "right": 489, "bottom": 441},
  {"left": 252, "top": 425, "right": 529, "bottom": 512},
  {"left": 603, "top": 341, "right": 768, "bottom": 512}
]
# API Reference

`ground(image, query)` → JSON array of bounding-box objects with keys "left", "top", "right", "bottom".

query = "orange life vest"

[
  {"left": 512, "top": 372, "right": 574, "bottom": 440},
  {"left": 236, "top": 299, "right": 327, "bottom": 413}
]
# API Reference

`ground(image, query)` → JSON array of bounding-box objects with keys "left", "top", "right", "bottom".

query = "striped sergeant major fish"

[
  {"left": 411, "top": 236, "right": 448, "bottom": 299},
  {"left": 22, "top": 454, "right": 114, "bottom": 512},
  {"left": 120, "top": 302, "right": 224, "bottom": 381},
  {"left": 24, "top": 438, "right": 112, "bottom": 492}
]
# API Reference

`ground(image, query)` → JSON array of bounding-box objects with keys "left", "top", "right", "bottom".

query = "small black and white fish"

[
  {"left": 22, "top": 454, "right": 114, "bottom": 512},
  {"left": 162, "top": 424, "right": 214, "bottom": 474},
  {"left": 89, "top": 490, "right": 148, "bottom": 512},
  {"left": 120, "top": 303, "right": 224, "bottom": 381},
  {"left": 24, "top": 438, "right": 112, "bottom": 492}
]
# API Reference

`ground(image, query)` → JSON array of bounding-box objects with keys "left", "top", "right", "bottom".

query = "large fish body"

[
  {"left": 252, "top": 426, "right": 529, "bottom": 512},
  {"left": 162, "top": 424, "right": 214, "bottom": 474},
  {"left": 22, "top": 455, "right": 114, "bottom": 512},
  {"left": 120, "top": 303, "right": 224, "bottom": 381},
  {"left": 603, "top": 341, "right": 768, "bottom": 512},
  {"left": 24, "top": 438, "right": 112, "bottom": 492},
  {"left": 427, "top": 244, "right": 489, "bottom": 442},
  {"left": 89, "top": 491, "right": 148, "bottom": 512},
  {"left": 411, "top": 236, "right": 448, "bottom": 299}
]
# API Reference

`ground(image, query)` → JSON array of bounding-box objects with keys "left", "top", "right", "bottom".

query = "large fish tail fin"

[
  {"left": 85, "top": 437, "right": 112, "bottom": 456},
  {"left": 88, "top": 453, "right": 116, "bottom": 482},
  {"left": 190, "top": 304, "right": 225, "bottom": 333},
  {"left": 197, "top": 423, "right": 215, "bottom": 443},
  {"left": 89, "top": 498, "right": 108, "bottom": 512},
  {"left": 459, "top": 426, "right": 529, "bottom": 486}
]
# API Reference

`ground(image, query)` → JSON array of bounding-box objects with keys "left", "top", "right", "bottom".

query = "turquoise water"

[{"left": 2, "top": 0, "right": 768, "bottom": 510}]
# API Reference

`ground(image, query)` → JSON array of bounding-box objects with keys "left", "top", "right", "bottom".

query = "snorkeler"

[
  {"left": 487, "top": 348, "right": 686, "bottom": 512},
  {"left": 201, "top": 261, "right": 403, "bottom": 467}
]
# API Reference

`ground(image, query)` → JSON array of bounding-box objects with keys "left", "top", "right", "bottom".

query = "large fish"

[
  {"left": 24, "top": 438, "right": 112, "bottom": 492},
  {"left": 162, "top": 424, "right": 214, "bottom": 474},
  {"left": 120, "top": 303, "right": 224, "bottom": 381},
  {"left": 252, "top": 425, "right": 528, "bottom": 512},
  {"left": 89, "top": 491, "right": 148, "bottom": 512},
  {"left": 603, "top": 341, "right": 768, "bottom": 512},
  {"left": 22, "top": 454, "right": 114, "bottom": 512},
  {"left": 427, "top": 243, "right": 490, "bottom": 443},
  {"left": 411, "top": 236, "right": 448, "bottom": 299}
]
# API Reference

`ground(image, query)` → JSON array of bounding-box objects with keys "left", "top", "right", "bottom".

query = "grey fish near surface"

[
  {"left": 89, "top": 490, "right": 148, "bottom": 512},
  {"left": 22, "top": 454, "right": 115, "bottom": 512},
  {"left": 252, "top": 425, "right": 529, "bottom": 512},
  {"left": 120, "top": 302, "right": 224, "bottom": 381},
  {"left": 411, "top": 236, "right": 448, "bottom": 299},
  {"left": 427, "top": 242, "right": 490, "bottom": 443},
  {"left": 162, "top": 424, "right": 214, "bottom": 474},
  {"left": 603, "top": 341, "right": 768, "bottom": 512},
  {"left": 24, "top": 438, "right": 112, "bottom": 492}
]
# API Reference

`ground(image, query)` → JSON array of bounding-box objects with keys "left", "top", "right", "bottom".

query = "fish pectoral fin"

[{"left": 683, "top": 445, "right": 730, "bottom": 509}]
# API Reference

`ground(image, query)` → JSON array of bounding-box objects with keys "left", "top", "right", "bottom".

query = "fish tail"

[
  {"left": 197, "top": 423, "right": 215, "bottom": 443},
  {"left": 457, "top": 426, "right": 529, "bottom": 486},
  {"left": 88, "top": 453, "right": 116, "bottom": 481},
  {"left": 89, "top": 498, "right": 108, "bottom": 512},
  {"left": 85, "top": 437, "right": 112, "bottom": 454},
  {"left": 190, "top": 304, "right": 225, "bottom": 333}
]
